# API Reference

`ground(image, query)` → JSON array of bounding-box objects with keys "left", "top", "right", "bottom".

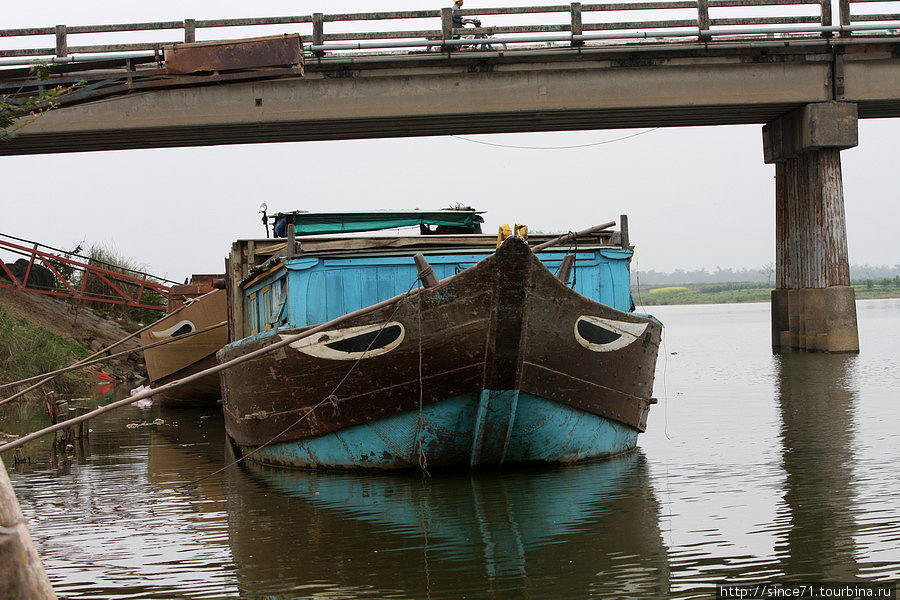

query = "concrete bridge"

[{"left": 3, "top": 2, "right": 899, "bottom": 352}]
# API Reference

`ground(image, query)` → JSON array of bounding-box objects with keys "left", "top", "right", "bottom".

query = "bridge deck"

[{"left": 1, "top": 2, "right": 899, "bottom": 155}]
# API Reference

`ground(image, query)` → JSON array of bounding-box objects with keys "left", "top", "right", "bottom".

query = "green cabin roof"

[{"left": 274, "top": 209, "right": 485, "bottom": 236}]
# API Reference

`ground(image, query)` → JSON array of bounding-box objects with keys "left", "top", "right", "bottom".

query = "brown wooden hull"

[
  {"left": 218, "top": 237, "right": 660, "bottom": 467},
  {"left": 153, "top": 355, "right": 222, "bottom": 407}
]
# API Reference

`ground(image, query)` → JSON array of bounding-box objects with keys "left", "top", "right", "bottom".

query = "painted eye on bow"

[
  {"left": 150, "top": 320, "right": 195, "bottom": 339},
  {"left": 286, "top": 322, "right": 405, "bottom": 360},
  {"left": 574, "top": 316, "right": 648, "bottom": 352}
]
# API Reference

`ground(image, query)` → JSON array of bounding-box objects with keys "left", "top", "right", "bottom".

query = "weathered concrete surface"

[
  {"left": 772, "top": 286, "right": 859, "bottom": 353},
  {"left": 763, "top": 102, "right": 858, "bottom": 164},
  {"left": 3, "top": 40, "right": 900, "bottom": 155},
  {"left": 767, "top": 104, "right": 859, "bottom": 353}
]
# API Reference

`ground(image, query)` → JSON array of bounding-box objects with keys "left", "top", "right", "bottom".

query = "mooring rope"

[
  {"left": 0, "top": 321, "right": 227, "bottom": 393},
  {"left": 2, "top": 224, "right": 615, "bottom": 455},
  {"left": 0, "top": 294, "right": 211, "bottom": 407}
]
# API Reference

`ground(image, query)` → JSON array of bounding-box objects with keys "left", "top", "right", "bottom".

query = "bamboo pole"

[
  {"left": 0, "top": 321, "right": 226, "bottom": 393},
  {"left": 531, "top": 221, "right": 616, "bottom": 252},
  {"left": 0, "top": 227, "right": 619, "bottom": 453},
  {"left": 0, "top": 457, "right": 57, "bottom": 600},
  {"left": 0, "top": 285, "right": 428, "bottom": 453},
  {"left": 0, "top": 293, "right": 210, "bottom": 407}
]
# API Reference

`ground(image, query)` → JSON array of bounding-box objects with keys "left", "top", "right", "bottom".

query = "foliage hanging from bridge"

[{"left": 0, "top": 64, "right": 77, "bottom": 142}]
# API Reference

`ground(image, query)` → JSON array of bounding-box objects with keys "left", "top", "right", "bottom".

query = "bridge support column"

[{"left": 763, "top": 102, "right": 859, "bottom": 353}]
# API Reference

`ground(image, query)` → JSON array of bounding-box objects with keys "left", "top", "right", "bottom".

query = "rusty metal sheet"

[{"left": 165, "top": 35, "right": 303, "bottom": 75}]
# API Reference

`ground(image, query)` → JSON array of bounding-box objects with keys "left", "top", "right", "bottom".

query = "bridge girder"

[{"left": 2, "top": 42, "right": 900, "bottom": 156}]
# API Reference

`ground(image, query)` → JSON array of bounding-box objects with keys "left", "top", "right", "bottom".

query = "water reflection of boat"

[
  {"left": 224, "top": 448, "right": 669, "bottom": 598},
  {"left": 219, "top": 211, "right": 661, "bottom": 469},
  {"left": 141, "top": 276, "right": 227, "bottom": 407}
]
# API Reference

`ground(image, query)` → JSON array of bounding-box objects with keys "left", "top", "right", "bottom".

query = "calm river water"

[{"left": 2, "top": 299, "right": 898, "bottom": 599}]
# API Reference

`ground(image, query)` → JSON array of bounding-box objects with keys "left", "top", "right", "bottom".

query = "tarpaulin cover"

[{"left": 276, "top": 211, "right": 484, "bottom": 236}]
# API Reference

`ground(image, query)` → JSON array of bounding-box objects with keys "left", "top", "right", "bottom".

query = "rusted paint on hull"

[
  {"left": 219, "top": 237, "right": 661, "bottom": 467},
  {"left": 237, "top": 392, "right": 640, "bottom": 470}
]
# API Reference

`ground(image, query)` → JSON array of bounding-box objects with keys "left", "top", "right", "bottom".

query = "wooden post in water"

[
  {"left": 0, "top": 457, "right": 57, "bottom": 600},
  {"left": 763, "top": 102, "right": 859, "bottom": 353}
]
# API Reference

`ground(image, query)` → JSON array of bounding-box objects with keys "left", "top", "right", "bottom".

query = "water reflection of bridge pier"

[{"left": 774, "top": 352, "right": 860, "bottom": 580}]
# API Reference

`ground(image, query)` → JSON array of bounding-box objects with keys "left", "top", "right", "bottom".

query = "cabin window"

[
  {"left": 260, "top": 285, "right": 272, "bottom": 331},
  {"left": 248, "top": 292, "right": 259, "bottom": 335},
  {"left": 269, "top": 278, "right": 286, "bottom": 327}
]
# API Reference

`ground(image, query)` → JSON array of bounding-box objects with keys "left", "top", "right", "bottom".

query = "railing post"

[
  {"left": 184, "top": 19, "right": 196, "bottom": 43},
  {"left": 570, "top": 2, "right": 584, "bottom": 47},
  {"left": 313, "top": 13, "right": 325, "bottom": 57},
  {"left": 55, "top": 24, "right": 67, "bottom": 58},
  {"left": 819, "top": 0, "right": 832, "bottom": 37},
  {"left": 838, "top": 0, "right": 851, "bottom": 36},
  {"left": 441, "top": 7, "right": 453, "bottom": 45},
  {"left": 697, "top": 0, "right": 711, "bottom": 41}
]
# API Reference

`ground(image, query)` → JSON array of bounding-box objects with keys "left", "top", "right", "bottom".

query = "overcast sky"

[{"left": 2, "top": 1, "right": 898, "bottom": 282}]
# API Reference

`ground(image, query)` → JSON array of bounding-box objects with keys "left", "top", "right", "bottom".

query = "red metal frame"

[{"left": 0, "top": 237, "right": 170, "bottom": 311}]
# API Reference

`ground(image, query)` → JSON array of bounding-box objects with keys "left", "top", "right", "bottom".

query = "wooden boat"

[
  {"left": 218, "top": 210, "right": 661, "bottom": 469},
  {"left": 141, "top": 275, "right": 228, "bottom": 406}
]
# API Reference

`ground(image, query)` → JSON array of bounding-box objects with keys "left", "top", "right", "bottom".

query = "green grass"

[
  {"left": 637, "top": 286, "right": 773, "bottom": 306},
  {"left": 0, "top": 304, "right": 90, "bottom": 397},
  {"left": 634, "top": 277, "right": 900, "bottom": 306}
]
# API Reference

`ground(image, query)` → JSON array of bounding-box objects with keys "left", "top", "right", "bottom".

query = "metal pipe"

[
  {"left": 1, "top": 22, "right": 897, "bottom": 67},
  {"left": 308, "top": 22, "right": 899, "bottom": 51},
  {"left": 308, "top": 28, "right": 699, "bottom": 51},
  {"left": 0, "top": 51, "right": 155, "bottom": 66}
]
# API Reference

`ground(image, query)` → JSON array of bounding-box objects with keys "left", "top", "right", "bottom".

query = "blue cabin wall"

[{"left": 241, "top": 249, "right": 634, "bottom": 335}]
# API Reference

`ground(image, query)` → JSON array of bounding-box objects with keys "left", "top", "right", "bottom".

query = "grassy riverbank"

[
  {"left": 634, "top": 278, "right": 900, "bottom": 306},
  {"left": 0, "top": 305, "right": 90, "bottom": 396}
]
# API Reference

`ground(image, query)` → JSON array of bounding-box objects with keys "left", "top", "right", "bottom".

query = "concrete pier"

[{"left": 764, "top": 102, "right": 860, "bottom": 353}]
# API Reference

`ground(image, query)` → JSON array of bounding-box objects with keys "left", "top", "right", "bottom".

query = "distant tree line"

[{"left": 632, "top": 264, "right": 900, "bottom": 285}]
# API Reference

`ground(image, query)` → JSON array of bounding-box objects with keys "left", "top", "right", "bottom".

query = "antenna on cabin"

[{"left": 259, "top": 203, "right": 269, "bottom": 238}]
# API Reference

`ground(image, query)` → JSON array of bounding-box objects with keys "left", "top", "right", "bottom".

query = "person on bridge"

[{"left": 451, "top": 0, "right": 480, "bottom": 29}]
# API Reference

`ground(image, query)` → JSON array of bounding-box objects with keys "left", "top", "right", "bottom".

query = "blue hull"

[{"left": 243, "top": 391, "right": 639, "bottom": 470}]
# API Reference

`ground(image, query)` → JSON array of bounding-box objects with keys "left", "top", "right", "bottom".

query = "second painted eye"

[
  {"left": 286, "top": 322, "right": 406, "bottom": 360},
  {"left": 151, "top": 320, "right": 195, "bottom": 339},
  {"left": 574, "top": 316, "right": 648, "bottom": 352},
  {"left": 324, "top": 325, "right": 403, "bottom": 353}
]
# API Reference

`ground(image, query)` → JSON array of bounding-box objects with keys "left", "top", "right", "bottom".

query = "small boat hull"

[
  {"left": 142, "top": 288, "right": 227, "bottom": 406},
  {"left": 151, "top": 355, "right": 222, "bottom": 407},
  {"left": 237, "top": 391, "right": 639, "bottom": 470}
]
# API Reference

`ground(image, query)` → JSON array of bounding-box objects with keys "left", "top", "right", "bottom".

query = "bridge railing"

[
  {"left": 0, "top": 1, "right": 895, "bottom": 62},
  {"left": 839, "top": 0, "right": 900, "bottom": 30}
]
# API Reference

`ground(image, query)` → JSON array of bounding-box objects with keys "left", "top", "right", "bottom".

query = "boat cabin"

[{"left": 224, "top": 210, "right": 635, "bottom": 344}]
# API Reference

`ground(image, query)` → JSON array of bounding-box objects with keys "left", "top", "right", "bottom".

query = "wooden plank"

[
  {"left": 54, "top": 25, "right": 67, "bottom": 58},
  {"left": 710, "top": 16, "right": 821, "bottom": 25},
  {"left": 710, "top": 0, "right": 819, "bottom": 5},
  {"left": 0, "top": 457, "right": 56, "bottom": 600}
]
